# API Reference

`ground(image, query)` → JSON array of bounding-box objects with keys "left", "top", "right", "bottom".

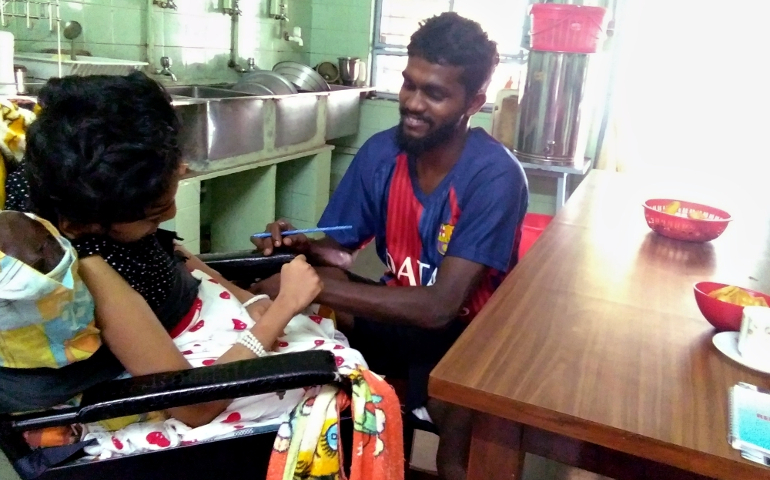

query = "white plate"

[{"left": 712, "top": 332, "right": 770, "bottom": 374}]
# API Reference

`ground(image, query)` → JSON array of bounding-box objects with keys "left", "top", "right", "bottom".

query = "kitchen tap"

[
  {"left": 230, "top": 59, "right": 255, "bottom": 74},
  {"left": 223, "top": 0, "right": 240, "bottom": 16},
  {"left": 156, "top": 56, "right": 177, "bottom": 82},
  {"left": 269, "top": 0, "right": 288, "bottom": 21},
  {"left": 284, "top": 26, "right": 303, "bottom": 47},
  {"left": 153, "top": 0, "right": 177, "bottom": 9}
]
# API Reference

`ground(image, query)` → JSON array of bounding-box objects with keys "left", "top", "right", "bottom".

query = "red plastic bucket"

[
  {"left": 519, "top": 213, "right": 554, "bottom": 258},
  {"left": 530, "top": 4, "right": 608, "bottom": 53}
]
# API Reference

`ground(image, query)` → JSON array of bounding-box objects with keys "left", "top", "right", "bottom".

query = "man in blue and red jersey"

[{"left": 252, "top": 12, "right": 528, "bottom": 480}]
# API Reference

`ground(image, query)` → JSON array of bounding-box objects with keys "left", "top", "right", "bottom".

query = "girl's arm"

[
  {"left": 176, "top": 244, "right": 275, "bottom": 324},
  {"left": 78, "top": 255, "right": 322, "bottom": 427},
  {"left": 175, "top": 245, "right": 255, "bottom": 303}
]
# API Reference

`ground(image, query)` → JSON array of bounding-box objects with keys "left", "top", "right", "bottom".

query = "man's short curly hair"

[
  {"left": 24, "top": 72, "right": 181, "bottom": 227},
  {"left": 407, "top": 12, "right": 499, "bottom": 97}
]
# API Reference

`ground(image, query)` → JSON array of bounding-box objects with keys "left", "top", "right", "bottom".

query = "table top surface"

[{"left": 430, "top": 169, "right": 770, "bottom": 479}]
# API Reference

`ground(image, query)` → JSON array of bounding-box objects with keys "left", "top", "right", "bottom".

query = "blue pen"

[{"left": 250, "top": 225, "right": 353, "bottom": 239}]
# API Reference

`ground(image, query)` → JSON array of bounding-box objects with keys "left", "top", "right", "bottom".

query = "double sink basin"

[{"left": 168, "top": 84, "right": 372, "bottom": 173}]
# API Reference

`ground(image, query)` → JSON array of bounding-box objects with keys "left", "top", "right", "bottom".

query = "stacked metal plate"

[{"left": 273, "top": 61, "right": 330, "bottom": 92}]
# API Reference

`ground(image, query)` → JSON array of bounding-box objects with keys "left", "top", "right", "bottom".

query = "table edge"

[{"left": 429, "top": 376, "right": 770, "bottom": 480}]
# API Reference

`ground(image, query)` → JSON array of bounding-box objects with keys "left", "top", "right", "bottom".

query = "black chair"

[{"left": 0, "top": 251, "right": 353, "bottom": 480}]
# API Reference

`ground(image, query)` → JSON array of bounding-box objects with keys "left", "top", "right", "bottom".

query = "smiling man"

[{"left": 252, "top": 12, "right": 528, "bottom": 479}]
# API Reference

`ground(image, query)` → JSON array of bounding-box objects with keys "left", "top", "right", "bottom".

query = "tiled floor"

[{"left": 1, "top": 449, "right": 20, "bottom": 480}]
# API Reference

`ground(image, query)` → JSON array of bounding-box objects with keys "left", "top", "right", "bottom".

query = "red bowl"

[
  {"left": 643, "top": 199, "right": 731, "bottom": 242},
  {"left": 693, "top": 282, "right": 770, "bottom": 331}
]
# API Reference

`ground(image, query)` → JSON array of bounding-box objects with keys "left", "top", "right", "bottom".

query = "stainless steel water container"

[{"left": 514, "top": 50, "right": 591, "bottom": 165}]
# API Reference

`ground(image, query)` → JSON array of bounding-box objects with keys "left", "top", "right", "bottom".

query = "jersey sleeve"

[
  {"left": 445, "top": 165, "right": 528, "bottom": 272},
  {"left": 317, "top": 140, "right": 383, "bottom": 250}
]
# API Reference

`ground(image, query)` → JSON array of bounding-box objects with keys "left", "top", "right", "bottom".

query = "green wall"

[
  {"left": 4, "top": 0, "right": 313, "bottom": 84},
  {"left": 308, "top": 0, "right": 373, "bottom": 68}
]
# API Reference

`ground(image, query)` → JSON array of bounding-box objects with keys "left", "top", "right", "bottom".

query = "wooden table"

[{"left": 429, "top": 169, "right": 770, "bottom": 480}]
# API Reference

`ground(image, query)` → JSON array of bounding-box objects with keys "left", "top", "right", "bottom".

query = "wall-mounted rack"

[{"left": 0, "top": 0, "right": 58, "bottom": 30}]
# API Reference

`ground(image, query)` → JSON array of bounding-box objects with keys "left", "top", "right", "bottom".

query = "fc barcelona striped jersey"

[{"left": 319, "top": 127, "right": 528, "bottom": 322}]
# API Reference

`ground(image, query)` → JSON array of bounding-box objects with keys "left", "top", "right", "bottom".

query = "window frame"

[{"left": 371, "top": 0, "right": 529, "bottom": 103}]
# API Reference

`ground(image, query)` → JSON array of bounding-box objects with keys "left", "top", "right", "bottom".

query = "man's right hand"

[{"left": 251, "top": 219, "right": 310, "bottom": 256}]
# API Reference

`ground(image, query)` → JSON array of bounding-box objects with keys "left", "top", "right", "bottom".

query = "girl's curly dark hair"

[
  {"left": 407, "top": 12, "right": 499, "bottom": 97},
  {"left": 24, "top": 72, "right": 181, "bottom": 226}
]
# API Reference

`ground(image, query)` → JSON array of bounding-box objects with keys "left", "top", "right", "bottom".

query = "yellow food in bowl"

[
  {"left": 663, "top": 201, "right": 680, "bottom": 215},
  {"left": 708, "top": 285, "right": 769, "bottom": 307},
  {"left": 663, "top": 201, "right": 708, "bottom": 220}
]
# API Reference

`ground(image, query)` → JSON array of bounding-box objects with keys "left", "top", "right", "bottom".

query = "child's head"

[
  {"left": 0, "top": 210, "right": 63, "bottom": 274},
  {"left": 24, "top": 72, "right": 183, "bottom": 243},
  {"left": 0, "top": 211, "right": 101, "bottom": 370}
]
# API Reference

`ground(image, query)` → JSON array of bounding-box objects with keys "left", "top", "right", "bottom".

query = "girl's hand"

[
  {"left": 275, "top": 255, "right": 323, "bottom": 315},
  {"left": 245, "top": 297, "right": 272, "bottom": 323}
]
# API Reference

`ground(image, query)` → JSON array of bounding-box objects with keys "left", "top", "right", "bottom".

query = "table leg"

[
  {"left": 555, "top": 173, "right": 568, "bottom": 211},
  {"left": 467, "top": 413, "right": 526, "bottom": 480}
]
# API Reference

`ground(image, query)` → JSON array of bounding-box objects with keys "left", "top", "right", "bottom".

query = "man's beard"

[{"left": 396, "top": 108, "right": 464, "bottom": 156}]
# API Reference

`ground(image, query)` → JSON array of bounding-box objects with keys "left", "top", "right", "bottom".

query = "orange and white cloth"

[
  {"left": 267, "top": 367, "right": 404, "bottom": 480},
  {"left": 0, "top": 98, "right": 37, "bottom": 166},
  {"left": 81, "top": 270, "right": 367, "bottom": 459}
]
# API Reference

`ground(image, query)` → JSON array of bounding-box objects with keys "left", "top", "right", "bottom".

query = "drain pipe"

[
  {"left": 224, "top": 0, "right": 246, "bottom": 72},
  {"left": 146, "top": 0, "right": 155, "bottom": 70}
]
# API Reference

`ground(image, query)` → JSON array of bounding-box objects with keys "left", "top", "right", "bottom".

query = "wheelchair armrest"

[
  {"left": 6, "top": 350, "right": 337, "bottom": 431},
  {"left": 198, "top": 250, "right": 295, "bottom": 284}
]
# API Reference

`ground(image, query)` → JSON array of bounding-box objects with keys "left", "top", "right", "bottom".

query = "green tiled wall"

[
  {"left": 276, "top": 152, "right": 331, "bottom": 231},
  {"left": 4, "top": 0, "right": 312, "bottom": 84},
  {"left": 308, "top": 0, "right": 373, "bottom": 68}
]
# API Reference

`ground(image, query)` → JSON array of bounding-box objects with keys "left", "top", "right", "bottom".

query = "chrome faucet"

[
  {"left": 230, "top": 58, "right": 256, "bottom": 74},
  {"left": 156, "top": 56, "right": 177, "bottom": 82},
  {"left": 153, "top": 0, "right": 177, "bottom": 9},
  {"left": 270, "top": 1, "right": 288, "bottom": 21}
]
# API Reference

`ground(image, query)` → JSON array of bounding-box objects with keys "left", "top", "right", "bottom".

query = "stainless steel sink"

[
  {"left": 166, "top": 85, "right": 255, "bottom": 99},
  {"left": 172, "top": 96, "right": 266, "bottom": 165},
  {"left": 326, "top": 85, "right": 372, "bottom": 140},
  {"left": 169, "top": 83, "right": 370, "bottom": 172}
]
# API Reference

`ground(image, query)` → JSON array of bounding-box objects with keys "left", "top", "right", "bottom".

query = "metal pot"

[
  {"left": 514, "top": 51, "right": 591, "bottom": 166},
  {"left": 338, "top": 57, "right": 361, "bottom": 86}
]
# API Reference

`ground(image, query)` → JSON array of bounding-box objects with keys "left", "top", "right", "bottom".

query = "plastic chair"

[{"left": 0, "top": 251, "right": 353, "bottom": 480}]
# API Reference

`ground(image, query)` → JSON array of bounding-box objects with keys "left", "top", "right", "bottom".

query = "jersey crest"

[{"left": 437, "top": 224, "right": 454, "bottom": 255}]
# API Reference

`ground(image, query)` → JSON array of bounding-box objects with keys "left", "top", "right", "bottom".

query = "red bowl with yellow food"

[
  {"left": 644, "top": 199, "right": 731, "bottom": 242},
  {"left": 693, "top": 282, "right": 770, "bottom": 331}
]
